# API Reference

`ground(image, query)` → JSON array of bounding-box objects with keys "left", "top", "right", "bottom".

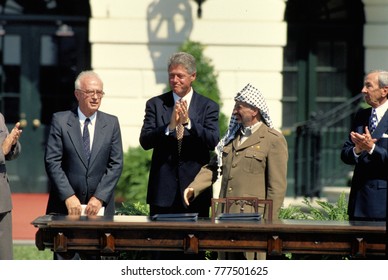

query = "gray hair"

[
  {"left": 365, "top": 69, "right": 388, "bottom": 88},
  {"left": 168, "top": 52, "right": 196, "bottom": 75},
  {"left": 74, "top": 70, "right": 103, "bottom": 90}
]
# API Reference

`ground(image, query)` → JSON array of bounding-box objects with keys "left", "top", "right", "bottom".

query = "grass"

[{"left": 13, "top": 244, "right": 52, "bottom": 260}]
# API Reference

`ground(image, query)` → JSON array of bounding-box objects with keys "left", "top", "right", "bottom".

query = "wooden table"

[{"left": 32, "top": 215, "right": 387, "bottom": 259}]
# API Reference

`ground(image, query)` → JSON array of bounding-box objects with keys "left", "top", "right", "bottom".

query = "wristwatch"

[
  {"left": 169, "top": 128, "right": 176, "bottom": 134},
  {"left": 183, "top": 118, "right": 190, "bottom": 126}
]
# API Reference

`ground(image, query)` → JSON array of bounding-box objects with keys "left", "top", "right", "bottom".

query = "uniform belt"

[{"left": 0, "top": 164, "right": 6, "bottom": 173}]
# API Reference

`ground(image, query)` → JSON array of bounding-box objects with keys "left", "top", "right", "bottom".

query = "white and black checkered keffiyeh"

[{"left": 214, "top": 83, "right": 274, "bottom": 178}]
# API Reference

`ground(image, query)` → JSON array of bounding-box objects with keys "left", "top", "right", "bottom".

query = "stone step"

[{"left": 321, "top": 186, "right": 350, "bottom": 203}]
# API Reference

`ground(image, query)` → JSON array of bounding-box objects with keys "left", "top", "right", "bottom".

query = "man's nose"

[{"left": 170, "top": 75, "right": 179, "bottom": 82}]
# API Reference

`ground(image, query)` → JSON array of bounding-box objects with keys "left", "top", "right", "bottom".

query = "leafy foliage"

[
  {"left": 303, "top": 193, "right": 349, "bottom": 221},
  {"left": 115, "top": 147, "right": 152, "bottom": 205},
  {"left": 278, "top": 204, "right": 308, "bottom": 220},
  {"left": 279, "top": 192, "right": 349, "bottom": 221},
  {"left": 116, "top": 201, "right": 149, "bottom": 216}
]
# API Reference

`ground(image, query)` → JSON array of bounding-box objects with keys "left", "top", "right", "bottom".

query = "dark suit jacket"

[
  {"left": 139, "top": 90, "right": 219, "bottom": 215},
  {"left": 45, "top": 109, "right": 123, "bottom": 216},
  {"left": 341, "top": 107, "right": 388, "bottom": 220}
]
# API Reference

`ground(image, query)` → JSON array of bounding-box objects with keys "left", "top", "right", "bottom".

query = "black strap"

[{"left": 0, "top": 164, "right": 6, "bottom": 173}]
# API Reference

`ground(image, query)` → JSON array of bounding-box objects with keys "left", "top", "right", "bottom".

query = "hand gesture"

[
  {"left": 350, "top": 126, "right": 377, "bottom": 154},
  {"left": 2, "top": 122, "right": 22, "bottom": 155},
  {"left": 183, "top": 187, "right": 194, "bottom": 206},
  {"left": 176, "top": 99, "right": 189, "bottom": 125},
  {"left": 169, "top": 99, "right": 189, "bottom": 130}
]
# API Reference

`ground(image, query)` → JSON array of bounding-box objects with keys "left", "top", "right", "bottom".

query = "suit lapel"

[
  {"left": 162, "top": 91, "right": 175, "bottom": 125},
  {"left": 188, "top": 91, "right": 199, "bottom": 119},
  {"left": 372, "top": 109, "right": 388, "bottom": 138},
  {"left": 66, "top": 110, "right": 89, "bottom": 167},
  {"left": 89, "top": 111, "right": 107, "bottom": 166}
]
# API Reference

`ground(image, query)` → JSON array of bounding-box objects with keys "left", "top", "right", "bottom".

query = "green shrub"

[
  {"left": 279, "top": 192, "right": 349, "bottom": 221},
  {"left": 116, "top": 201, "right": 149, "bottom": 216},
  {"left": 115, "top": 147, "right": 152, "bottom": 205}
]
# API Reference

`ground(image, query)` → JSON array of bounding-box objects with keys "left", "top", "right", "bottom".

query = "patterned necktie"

[
  {"left": 241, "top": 126, "right": 252, "bottom": 137},
  {"left": 83, "top": 118, "right": 91, "bottom": 161},
  {"left": 177, "top": 123, "right": 184, "bottom": 155},
  {"left": 370, "top": 108, "right": 378, "bottom": 133},
  {"left": 239, "top": 126, "right": 252, "bottom": 145}
]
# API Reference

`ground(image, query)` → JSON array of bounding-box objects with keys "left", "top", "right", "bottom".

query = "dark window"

[{"left": 283, "top": 0, "right": 365, "bottom": 196}]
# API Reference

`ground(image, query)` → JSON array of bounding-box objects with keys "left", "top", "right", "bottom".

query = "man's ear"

[
  {"left": 383, "top": 86, "right": 388, "bottom": 98},
  {"left": 190, "top": 72, "right": 196, "bottom": 83},
  {"left": 252, "top": 107, "right": 259, "bottom": 117},
  {"left": 74, "top": 90, "right": 80, "bottom": 101}
]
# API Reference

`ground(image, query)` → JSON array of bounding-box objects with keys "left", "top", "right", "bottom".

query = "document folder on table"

[
  {"left": 217, "top": 213, "right": 262, "bottom": 221},
  {"left": 151, "top": 213, "right": 198, "bottom": 221}
]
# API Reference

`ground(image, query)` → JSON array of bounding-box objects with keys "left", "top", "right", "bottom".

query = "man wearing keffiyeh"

[{"left": 183, "top": 83, "right": 288, "bottom": 260}]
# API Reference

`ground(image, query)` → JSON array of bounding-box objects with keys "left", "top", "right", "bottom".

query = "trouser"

[{"left": 0, "top": 211, "right": 13, "bottom": 260}]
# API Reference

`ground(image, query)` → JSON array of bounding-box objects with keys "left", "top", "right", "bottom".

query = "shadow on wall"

[{"left": 147, "top": 0, "right": 193, "bottom": 84}]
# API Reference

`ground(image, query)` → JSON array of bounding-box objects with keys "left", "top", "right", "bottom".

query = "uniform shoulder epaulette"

[{"left": 267, "top": 127, "right": 282, "bottom": 137}]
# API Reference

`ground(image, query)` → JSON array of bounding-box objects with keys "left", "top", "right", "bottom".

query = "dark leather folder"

[
  {"left": 151, "top": 213, "right": 198, "bottom": 221},
  {"left": 217, "top": 213, "right": 262, "bottom": 221}
]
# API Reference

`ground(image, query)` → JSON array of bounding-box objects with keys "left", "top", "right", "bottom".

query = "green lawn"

[{"left": 13, "top": 244, "right": 52, "bottom": 260}]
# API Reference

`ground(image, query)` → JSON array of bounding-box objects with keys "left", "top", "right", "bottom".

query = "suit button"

[
  {"left": 232, "top": 163, "right": 237, "bottom": 168},
  {"left": 228, "top": 176, "right": 233, "bottom": 180},
  {"left": 228, "top": 187, "right": 233, "bottom": 192},
  {"left": 236, "top": 152, "right": 239, "bottom": 156}
]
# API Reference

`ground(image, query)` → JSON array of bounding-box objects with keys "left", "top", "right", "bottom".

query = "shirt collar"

[
  {"left": 173, "top": 88, "right": 193, "bottom": 106},
  {"left": 374, "top": 101, "right": 388, "bottom": 121},
  {"left": 77, "top": 108, "right": 97, "bottom": 124},
  {"left": 241, "top": 121, "right": 262, "bottom": 136}
]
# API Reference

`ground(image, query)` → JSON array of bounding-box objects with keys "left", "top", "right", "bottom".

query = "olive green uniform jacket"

[{"left": 188, "top": 123, "right": 288, "bottom": 220}]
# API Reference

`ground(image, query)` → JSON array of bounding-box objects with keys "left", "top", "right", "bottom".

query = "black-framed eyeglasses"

[{"left": 76, "top": 89, "right": 105, "bottom": 98}]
